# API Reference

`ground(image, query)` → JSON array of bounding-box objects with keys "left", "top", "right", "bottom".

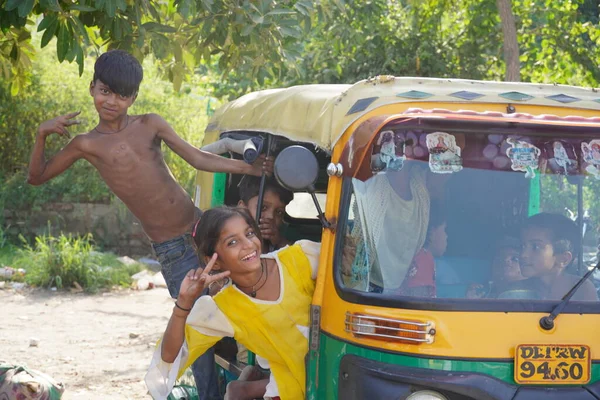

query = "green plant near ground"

[{"left": 14, "top": 232, "right": 143, "bottom": 292}]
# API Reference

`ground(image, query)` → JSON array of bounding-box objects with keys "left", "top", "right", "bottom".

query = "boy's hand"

[
  {"left": 259, "top": 217, "right": 282, "bottom": 244},
  {"left": 176, "top": 254, "right": 230, "bottom": 309},
  {"left": 38, "top": 111, "right": 82, "bottom": 139},
  {"left": 247, "top": 155, "right": 273, "bottom": 177}
]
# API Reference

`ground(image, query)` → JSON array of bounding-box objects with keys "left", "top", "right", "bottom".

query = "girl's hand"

[
  {"left": 38, "top": 111, "right": 82, "bottom": 139},
  {"left": 177, "top": 254, "right": 231, "bottom": 309}
]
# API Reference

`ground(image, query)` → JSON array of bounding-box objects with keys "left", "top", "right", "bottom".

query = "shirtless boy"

[{"left": 28, "top": 50, "right": 268, "bottom": 400}]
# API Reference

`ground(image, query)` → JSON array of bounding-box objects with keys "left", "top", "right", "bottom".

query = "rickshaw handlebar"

[{"left": 201, "top": 137, "right": 262, "bottom": 164}]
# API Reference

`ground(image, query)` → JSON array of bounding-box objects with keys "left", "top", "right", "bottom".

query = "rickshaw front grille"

[{"left": 345, "top": 312, "right": 436, "bottom": 344}]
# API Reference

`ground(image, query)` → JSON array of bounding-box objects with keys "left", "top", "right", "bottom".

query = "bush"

[{"left": 14, "top": 232, "right": 143, "bottom": 292}]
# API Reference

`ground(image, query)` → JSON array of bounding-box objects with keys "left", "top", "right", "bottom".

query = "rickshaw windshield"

[{"left": 338, "top": 120, "right": 600, "bottom": 308}]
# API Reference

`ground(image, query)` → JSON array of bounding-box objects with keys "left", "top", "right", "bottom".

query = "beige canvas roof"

[{"left": 204, "top": 76, "right": 600, "bottom": 151}]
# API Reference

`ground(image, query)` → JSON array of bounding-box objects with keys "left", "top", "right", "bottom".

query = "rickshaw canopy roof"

[{"left": 205, "top": 76, "right": 600, "bottom": 151}]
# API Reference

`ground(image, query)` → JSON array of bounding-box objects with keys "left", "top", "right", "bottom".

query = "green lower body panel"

[{"left": 306, "top": 332, "right": 600, "bottom": 400}]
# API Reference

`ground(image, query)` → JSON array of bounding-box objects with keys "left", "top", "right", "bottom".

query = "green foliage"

[
  {"left": 14, "top": 231, "right": 143, "bottom": 292},
  {"left": 0, "top": 0, "right": 325, "bottom": 94},
  {"left": 297, "top": 0, "right": 600, "bottom": 87},
  {"left": 0, "top": 38, "right": 212, "bottom": 208}
]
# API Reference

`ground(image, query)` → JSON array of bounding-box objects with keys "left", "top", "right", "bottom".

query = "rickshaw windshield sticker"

[
  {"left": 426, "top": 132, "right": 463, "bottom": 174},
  {"left": 506, "top": 138, "right": 540, "bottom": 179},
  {"left": 552, "top": 141, "right": 577, "bottom": 175},
  {"left": 371, "top": 130, "right": 406, "bottom": 173},
  {"left": 581, "top": 140, "right": 600, "bottom": 179}
]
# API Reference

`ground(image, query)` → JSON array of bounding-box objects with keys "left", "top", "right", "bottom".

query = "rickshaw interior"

[
  {"left": 214, "top": 131, "right": 330, "bottom": 244},
  {"left": 337, "top": 113, "right": 600, "bottom": 307}
]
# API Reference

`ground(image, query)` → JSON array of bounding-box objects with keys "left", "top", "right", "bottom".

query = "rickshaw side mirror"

[
  {"left": 274, "top": 146, "right": 333, "bottom": 229},
  {"left": 274, "top": 145, "right": 319, "bottom": 191}
]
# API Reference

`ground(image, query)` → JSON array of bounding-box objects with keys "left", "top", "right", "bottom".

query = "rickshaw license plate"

[{"left": 514, "top": 344, "right": 591, "bottom": 384}]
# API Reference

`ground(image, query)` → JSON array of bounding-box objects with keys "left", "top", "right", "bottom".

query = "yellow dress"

[{"left": 145, "top": 240, "right": 320, "bottom": 400}]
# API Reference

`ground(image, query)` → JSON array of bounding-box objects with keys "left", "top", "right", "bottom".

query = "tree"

[
  {"left": 0, "top": 0, "right": 320, "bottom": 94},
  {"left": 496, "top": 0, "right": 520, "bottom": 81},
  {"left": 297, "top": 0, "right": 599, "bottom": 88}
]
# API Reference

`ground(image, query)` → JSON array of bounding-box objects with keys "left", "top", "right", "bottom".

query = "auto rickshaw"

[{"left": 194, "top": 76, "right": 600, "bottom": 399}]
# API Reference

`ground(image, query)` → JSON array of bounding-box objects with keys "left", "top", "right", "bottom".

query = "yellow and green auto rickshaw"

[{"left": 195, "top": 76, "right": 600, "bottom": 399}]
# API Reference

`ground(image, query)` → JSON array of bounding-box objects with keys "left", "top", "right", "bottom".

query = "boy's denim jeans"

[{"left": 152, "top": 233, "right": 221, "bottom": 400}]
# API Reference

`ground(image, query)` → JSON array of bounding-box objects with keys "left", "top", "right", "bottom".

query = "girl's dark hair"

[
  {"left": 93, "top": 50, "right": 143, "bottom": 97},
  {"left": 193, "top": 206, "right": 262, "bottom": 258}
]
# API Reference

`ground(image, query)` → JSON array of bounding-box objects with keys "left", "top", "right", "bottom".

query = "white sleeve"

[
  {"left": 145, "top": 341, "right": 189, "bottom": 400},
  {"left": 144, "top": 296, "right": 234, "bottom": 399},
  {"left": 296, "top": 240, "right": 321, "bottom": 279}
]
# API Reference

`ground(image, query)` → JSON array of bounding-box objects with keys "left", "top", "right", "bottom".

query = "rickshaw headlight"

[{"left": 406, "top": 390, "right": 448, "bottom": 400}]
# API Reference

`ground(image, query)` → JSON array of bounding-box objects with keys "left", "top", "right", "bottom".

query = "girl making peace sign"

[{"left": 146, "top": 207, "right": 321, "bottom": 400}]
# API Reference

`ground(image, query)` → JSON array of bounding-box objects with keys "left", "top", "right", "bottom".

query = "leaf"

[
  {"left": 69, "top": 5, "right": 97, "bottom": 12},
  {"left": 39, "top": 0, "right": 62, "bottom": 12},
  {"left": 56, "top": 22, "right": 70, "bottom": 62},
  {"left": 142, "top": 22, "right": 177, "bottom": 33},
  {"left": 176, "top": 0, "right": 195, "bottom": 19},
  {"left": 76, "top": 46, "right": 84, "bottom": 76},
  {"left": 70, "top": 16, "right": 90, "bottom": 43},
  {"left": 104, "top": 0, "right": 117, "bottom": 18},
  {"left": 65, "top": 37, "right": 79, "bottom": 62},
  {"left": 266, "top": 9, "right": 296, "bottom": 16},
  {"left": 279, "top": 26, "right": 302, "bottom": 38},
  {"left": 173, "top": 67, "right": 183, "bottom": 92},
  {"left": 4, "top": 0, "right": 22, "bottom": 12},
  {"left": 201, "top": 0, "right": 214, "bottom": 13},
  {"left": 9, "top": 43, "right": 18, "bottom": 61},
  {"left": 249, "top": 14, "right": 264, "bottom": 24},
  {"left": 116, "top": 0, "right": 128, "bottom": 12},
  {"left": 240, "top": 24, "right": 254, "bottom": 36},
  {"left": 294, "top": 3, "right": 309, "bottom": 16},
  {"left": 40, "top": 18, "right": 58, "bottom": 48},
  {"left": 17, "top": 0, "right": 35, "bottom": 18},
  {"left": 37, "top": 14, "right": 57, "bottom": 32}
]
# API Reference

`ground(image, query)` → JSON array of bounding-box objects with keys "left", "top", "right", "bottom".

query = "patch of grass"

[
  {"left": 0, "top": 244, "right": 19, "bottom": 267},
  {"left": 13, "top": 232, "right": 143, "bottom": 292}
]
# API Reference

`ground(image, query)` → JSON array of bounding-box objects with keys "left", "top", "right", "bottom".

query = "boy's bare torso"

[{"left": 78, "top": 114, "right": 196, "bottom": 243}]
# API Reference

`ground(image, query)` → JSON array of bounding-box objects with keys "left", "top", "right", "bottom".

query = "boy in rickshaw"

[{"left": 499, "top": 213, "right": 598, "bottom": 301}]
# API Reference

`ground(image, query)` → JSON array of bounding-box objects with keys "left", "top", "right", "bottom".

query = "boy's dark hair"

[
  {"left": 238, "top": 176, "right": 293, "bottom": 206},
  {"left": 523, "top": 212, "right": 579, "bottom": 255},
  {"left": 93, "top": 50, "right": 143, "bottom": 97},
  {"left": 193, "top": 206, "right": 262, "bottom": 259}
]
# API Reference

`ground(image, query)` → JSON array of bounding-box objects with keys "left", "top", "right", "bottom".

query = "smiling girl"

[{"left": 145, "top": 207, "right": 321, "bottom": 400}]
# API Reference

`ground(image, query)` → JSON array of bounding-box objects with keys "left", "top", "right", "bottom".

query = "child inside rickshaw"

[
  {"left": 497, "top": 213, "right": 598, "bottom": 301},
  {"left": 396, "top": 201, "right": 447, "bottom": 298}
]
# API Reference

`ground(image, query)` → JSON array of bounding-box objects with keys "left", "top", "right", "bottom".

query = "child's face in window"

[
  {"left": 519, "top": 227, "right": 571, "bottom": 278},
  {"left": 427, "top": 223, "right": 447, "bottom": 257},
  {"left": 245, "top": 190, "right": 286, "bottom": 228},
  {"left": 492, "top": 247, "right": 522, "bottom": 282}
]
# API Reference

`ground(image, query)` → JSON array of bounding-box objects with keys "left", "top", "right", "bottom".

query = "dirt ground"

[{"left": 0, "top": 286, "right": 176, "bottom": 399}]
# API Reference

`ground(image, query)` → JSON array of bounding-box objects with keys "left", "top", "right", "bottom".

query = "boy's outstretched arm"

[
  {"left": 28, "top": 112, "right": 84, "bottom": 185},
  {"left": 153, "top": 114, "right": 271, "bottom": 177}
]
